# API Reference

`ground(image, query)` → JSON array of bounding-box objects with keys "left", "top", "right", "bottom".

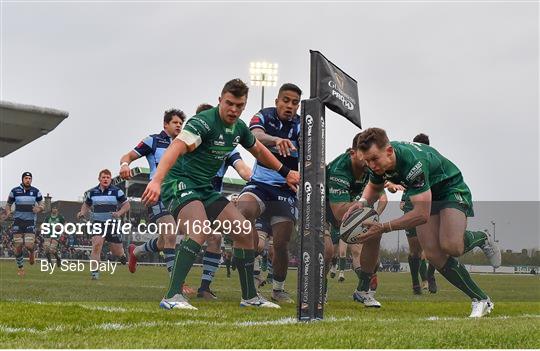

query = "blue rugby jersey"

[
  {"left": 133, "top": 130, "right": 172, "bottom": 180},
  {"left": 7, "top": 185, "right": 43, "bottom": 227},
  {"left": 84, "top": 185, "right": 127, "bottom": 222},
  {"left": 212, "top": 148, "right": 243, "bottom": 192},
  {"left": 249, "top": 107, "right": 300, "bottom": 186}
]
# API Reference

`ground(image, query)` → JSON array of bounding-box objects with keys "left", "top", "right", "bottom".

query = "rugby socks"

[
  {"left": 427, "top": 263, "right": 436, "bottom": 279},
  {"left": 91, "top": 270, "right": 100, "bottom": 279},
  {"left": 331, "top": 256, "right": 338, "bottom": 268},
  {"left": 163, "top": 248, "right": 175, "bottom": 275},
  {"left": 225, "top": 257, "right": 231, "bottom": 277},
  {"left": 253, "top": 255, "right": 261, "bottom": 280},
  {"left": 266, "top": 259, "right": 273, "bottom": 282},
  {"left": 46, "top": 252, "right": 52, "bottom": 265},
  {"left": 134, "top": 238, "right": 159, "bottom": 257},
  {"left": 463, "top": 230, "right": 488, "bottom": 254},
  {"left": 233, "top": 248, "right": 257, "bottom": 300},
  {"left": 338, "top": 257, "right": 346, "bottom": 272},
  {"left": 200, "top": 251, "right": 221, "bottom": 291},
  {"left": 355, "top": 268, "right": 372, "bottom": 292},
  {"left": 272, "top": 278, "right": 285, "bottom": 291},
  {"left": 419, "top": 258, "right": 428, "bottom": 281},
  {"left": 118, "top": 254, "right": 127, "bottom": 265},
  {"left": 261, "top": 251, "right": 268, "bottom": 272},
  {"left": 437, "top": 257, "right": 488, "bottom": 300},
  {"left": 165, "top": 239, "right": 200, "bottom": 299},
  {"left": 15, "top": 252, "right": 24, "bottom": 268},
  {"left": 408, "top": 255, "right": 421, "bottom": 286}
]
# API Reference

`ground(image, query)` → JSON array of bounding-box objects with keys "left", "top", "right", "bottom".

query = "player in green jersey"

[
  {"left": 325, "top": 133, "right": 388, "bottom": 307},
  {"left": 41, "top": 207, "right": 65, "bottom": 266},
  {"left": 345, "top": 128, "right": 500, "bottom": 318},
  {"left": 142, "top": 79, "right": 300, "bottom": 310}
]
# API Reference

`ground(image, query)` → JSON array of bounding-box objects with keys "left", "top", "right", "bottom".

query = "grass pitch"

[{"left": 0, "top": 259, "right": 539, "bottom": 348}]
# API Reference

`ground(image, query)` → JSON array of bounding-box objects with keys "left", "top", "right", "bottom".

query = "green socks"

[
  {"left": 438, "top": 257, "right": 488, "bottom": 300},
  {"left": 338, "top": 257, "right": 346, "bottom": 271},
  {"left": 234, "top": 248, "right": 257, "bottom": 300},
  {"left": 408, "top": 255, "right": 421, "bottom": 286},
  {"left": 419, "top": 258, "right": 428, "bottom": 281},
  {"left": 355, "top": 268, "right": 372, "bottom": 292},
  {"left": 165, "top": 239, "right": 201, "bottom": 299}
]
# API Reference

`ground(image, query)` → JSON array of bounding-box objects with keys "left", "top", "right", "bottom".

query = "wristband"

[
  {"left": 384, "top": 222, "right": 393, "bottom": 233},
  {"left": 120, "top": 162, "right": 129, "bottom": 168},
  {"left": 277, "top": 164, "right": 291, "bottom": 178},
  {"left": 359, "top": 197, "right": 368, "bottom": 206}
]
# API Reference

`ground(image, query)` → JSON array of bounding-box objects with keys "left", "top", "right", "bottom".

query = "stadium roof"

[{"left": 0, "top": 100, "right": 69, "bottom": 157}]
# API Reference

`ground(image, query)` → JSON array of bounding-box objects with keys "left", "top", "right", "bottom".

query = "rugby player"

[
  {"left": 77, "top": 169, "right": 130, "bottom": 280},
  {"left": 325, "top": 134, "right": 388, "bottom": 307},
  {"left": 42, "top": 207, "right": 65, "bottom": 267},
  {"left": 195, "top": 103, "right": 252, "bottom": 300},
  {"left": 119, "top": 109, "right": 185, "bottom": 279},
  {"left": 142, "top": 79, "right": 300, "bottom": 310},
  {"left": 345, "top": 128, "right": 501, "bottom": 317},
  {"left": 6, "top": 172, "right": 44, "bottom": 276},
  {"left": 236, "top": 83, "right": 302, "bottom": 304}
]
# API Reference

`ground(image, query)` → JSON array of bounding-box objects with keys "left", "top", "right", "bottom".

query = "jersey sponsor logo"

[
  {"left": 406, "top": 162, "right": 423, "bottom": 181},
  {"left": 225, "top": 127, "right": 234, "bottom": 134},
  {"left": 329, "top": 176, "right": 350, "bottom": 187},
  {"left": 250, "top": 115, "right": 262, "bottom": 125},
  {"left": 213, "top": 139, "right": 225, "bottom": 147},
  {"left": 329, "top": 188, "right": 347, "bottom": 195}
]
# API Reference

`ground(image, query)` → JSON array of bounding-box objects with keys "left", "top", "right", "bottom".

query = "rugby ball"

[{"left": 339, "top": 207, "right": 379, "bottom": 244}]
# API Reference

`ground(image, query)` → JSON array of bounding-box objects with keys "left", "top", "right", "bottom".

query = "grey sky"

[{"left": 1, "top": 2, "right": 538, "bottom": 250}]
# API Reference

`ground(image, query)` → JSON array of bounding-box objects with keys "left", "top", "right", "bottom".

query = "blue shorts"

[
  {"left": 12, "top": 219, "right": 35, "bottom": 234},
  {"left": 147, "top": 198, "right": 171, "bottom": 223},
  {"left": 241, "top": 181, "right": 298, "bottom": 223}
]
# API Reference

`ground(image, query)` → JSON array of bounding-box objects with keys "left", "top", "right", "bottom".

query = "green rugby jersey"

[
  {"left": 326, "top": 151, "right": 370, "bottom": 204},
  {"left": 166, "top": 107, "right": 256, "bottom": 186},
  {"left": 45, "top": 214, "right": 65, "bottom": 225},
  {"left": 370, "top": 141, "right": 471, "bottom": 200}
]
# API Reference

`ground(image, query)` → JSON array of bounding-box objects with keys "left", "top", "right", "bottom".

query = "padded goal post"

[{"left": 297, "top": 51, "right": 362, "bottom": 321}]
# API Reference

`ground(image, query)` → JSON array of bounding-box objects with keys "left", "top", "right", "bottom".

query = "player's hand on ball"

[
  {"left": 120, "top": 165, "right": 131, "bottom": 180},
  {"left": 385, "top": 181, "right": 405, "bottom": 193},
  {"left": 342, "top": 202, "right": 364, "bottom": 222},
  {"left": 286, "top": 170, "right": 300, "bottom": 192},
  {"left": 142, "top": 180, "right": 160, "bottom": 206},
  {"left": 358, "top": 220, "right": 384, "bottom": 243},
  {"left": 275, "top": 138, "right": 296, "bottom": 157}
]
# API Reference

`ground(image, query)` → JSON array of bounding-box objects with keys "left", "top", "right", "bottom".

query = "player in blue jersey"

[
  {"left": 237, "top": 83, "right": 302, "bottom": 304},
  {"left": 77, "top": 169, "right": 130, "bottom": 280},
  {"left": 196, "top": 103, "right": 252, "bottom": 300},
  {"left": 5, "top": 172, "right": 44, "bottom": 276},
  {"left": 119, "top": 109, "right": 185, "bottom": 278}
]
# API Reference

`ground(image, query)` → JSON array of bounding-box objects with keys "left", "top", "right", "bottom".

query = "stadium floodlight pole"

[
  {"left": 249, "top": 61, "right": 279, "bottom": 109},
  {"left": 491, "top": 220, "right": 496, "bottom": 243}
]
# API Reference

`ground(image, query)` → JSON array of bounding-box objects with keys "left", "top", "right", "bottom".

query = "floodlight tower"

[{"left": 249, "top": 61, "right": 278, "bottom": 109}]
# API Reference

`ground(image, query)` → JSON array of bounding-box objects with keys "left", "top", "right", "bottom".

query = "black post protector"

[
  {"left": 298, "top": 51, "right": 362, "bottom": 322},
  {"left": 297, "top": 98, "right": 326, "bottom": 321}
]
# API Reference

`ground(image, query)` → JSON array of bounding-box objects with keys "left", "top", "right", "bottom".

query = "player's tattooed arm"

[{"left": 252, "top": 128, "right": 296, "bottom": 157}]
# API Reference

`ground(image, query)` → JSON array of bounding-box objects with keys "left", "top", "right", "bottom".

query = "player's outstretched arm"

[
  {"left": 375, "top": 191, "right": 388, "bottom": 215},
  {"left": 247, "top": 140, "right": 299, "bottom": 191},
  {"left": 119, "top": 150, "right": 141, "bottom": 180},
  {"left": 252, "top": 128, "right": 296, "bottom": 157},
  {"left": 357, "top": 190, "right": 431, "bottom": 244},
  {"left": 142, "top": 139, "right": 188, "bottom": 206},
  {"left": 233, "top": 159, "right": 252, "bottom": 182}
]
